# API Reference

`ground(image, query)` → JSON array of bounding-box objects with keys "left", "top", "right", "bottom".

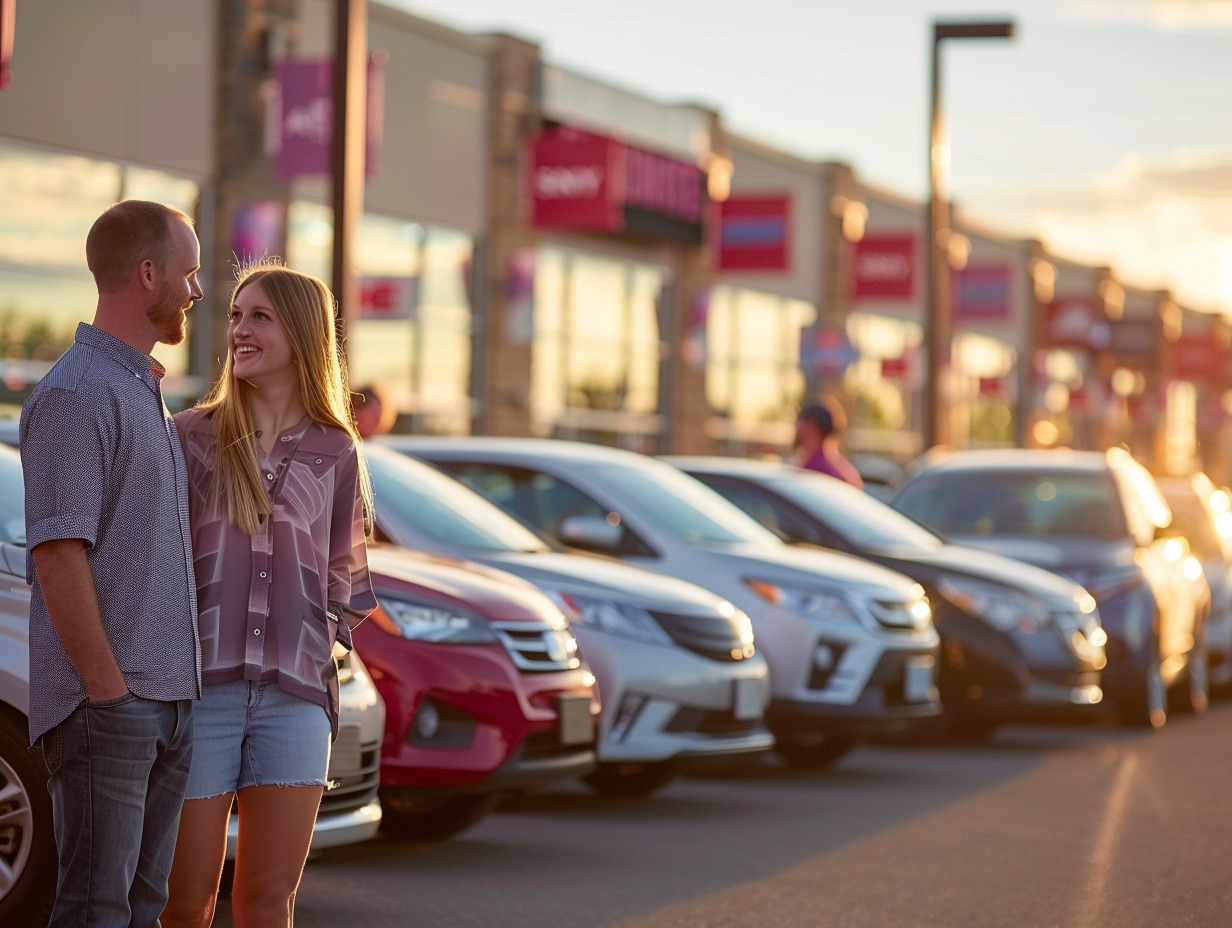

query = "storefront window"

[
  {"left": 0, "top": 140, "right": 199, "bottom": 409},
  {"left": 531, "top": 246, "right": 666, "bottom": 449},
  {"left": 706, "top": 285, "right": 814, "bottom": 456},
  {"left": 845, "top": 311, "right": 922, "bottom": 462},
  {"left": 287, "top": 202, "right": 475, "bottom": 434}
]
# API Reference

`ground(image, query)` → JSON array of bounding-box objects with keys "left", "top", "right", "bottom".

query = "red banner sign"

[
  {"left": 717, "top": 195, "right": 791, "bottom": 271},
  {"left": 851, "top": 235, "right": 915, "bottom": 300},
  {"left": 1170, "top": 333, "right": 1228, "bottom": 383},
  {"left": 1043, "top": 296, "right": 1109, "bottom": 350},
  {"left": 528, "top": 126, "right": 706, "bottom": 243}
]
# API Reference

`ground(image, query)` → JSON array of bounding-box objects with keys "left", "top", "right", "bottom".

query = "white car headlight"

[
  {"left": 744, "top": 579, "right": 863, "bottom": 624},
  {"left": 936, "top": 575, "right": 1050, "bottom": 633},
  {"left": 545, "top": 590, "right": 674, "bottom": 646},
  {"left": 380, "top": 597, "right": 500, "bottom": 644}
]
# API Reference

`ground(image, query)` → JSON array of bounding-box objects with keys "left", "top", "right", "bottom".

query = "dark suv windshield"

[{"left": 894, "top": 469, "right": 1127, "bottom": 539}]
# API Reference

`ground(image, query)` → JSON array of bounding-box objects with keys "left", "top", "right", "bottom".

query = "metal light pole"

[
  {"left": 332, "top": 0, "right": 368, "bottom": 360},
  {"left": 924, "top": 20, "right": 1014, "bottom": 450}
]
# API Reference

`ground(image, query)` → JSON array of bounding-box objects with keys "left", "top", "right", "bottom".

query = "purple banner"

[{"left": 269, "top": 56, "right": 384, "bottom": 181}]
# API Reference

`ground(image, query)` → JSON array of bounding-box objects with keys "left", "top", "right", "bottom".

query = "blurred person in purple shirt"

[
  {"left": 795, "top": 398, "right": 864, "bottom": 489},
  {"left": 163, "top": 262, "right": 376, "bottom": 928}
]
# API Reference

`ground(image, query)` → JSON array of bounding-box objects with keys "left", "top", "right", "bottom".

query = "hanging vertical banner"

[
  {"left": 0, "top": 0, "right": 15, "bottom": 90},
  {"left": 268, "top": 55, "right": 385, "bottom": 180},
  {"left": 231, "top": 201, "right": 285, "bottom": 263},
  {"left": 717, "top": 195, "right": 791, "bottom": 271}
]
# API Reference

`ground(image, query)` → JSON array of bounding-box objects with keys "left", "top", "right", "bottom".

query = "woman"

[{"left": 163, "top": 261, "right": 376, "bottom": 928}]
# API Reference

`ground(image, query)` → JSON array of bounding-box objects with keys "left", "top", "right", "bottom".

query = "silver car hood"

[
  {"left": 695, "top": 541, "right": 923, "bottom": 599},
  {"left": 466, "top": 550, "right": 738, "bottom": 616}
]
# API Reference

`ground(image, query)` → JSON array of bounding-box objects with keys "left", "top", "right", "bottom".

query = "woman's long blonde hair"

[{"left": 198, "top": 260, "right": 375, "bottom": 536}]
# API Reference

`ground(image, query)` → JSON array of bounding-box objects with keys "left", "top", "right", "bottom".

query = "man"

[
  {"left": 795, "top": 398, "right": 864, "bottom": 489},
  {"left": 21, "top": 200, "right": 203, "bottom": 927}
]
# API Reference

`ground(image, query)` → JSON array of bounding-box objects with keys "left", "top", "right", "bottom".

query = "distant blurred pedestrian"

[
  {"left": 795, "top": 398, "right": 864, "bottom": 489},
  {"left": 353, "top": 382, "right": 396, "bottom": 439},
  {"left": 21, "top": 199, "right": 203, "bottom": 927}
]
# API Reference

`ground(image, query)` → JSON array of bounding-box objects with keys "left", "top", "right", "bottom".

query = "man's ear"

[{"left": 138, "top": 257, "right": 158, "bottom": 292}]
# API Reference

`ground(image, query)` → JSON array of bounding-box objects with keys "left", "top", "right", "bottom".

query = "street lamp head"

[{"left": 935, "top": 21, "right": 1015, "bottom": 42}]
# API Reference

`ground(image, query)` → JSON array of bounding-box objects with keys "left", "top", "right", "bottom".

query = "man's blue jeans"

[{"left": 41, "top": 694, "right": 193, "bottom": 928}]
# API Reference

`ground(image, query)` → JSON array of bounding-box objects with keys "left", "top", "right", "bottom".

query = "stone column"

[{"left": 474, "top": 32, "right": 540, "bottom": 436}]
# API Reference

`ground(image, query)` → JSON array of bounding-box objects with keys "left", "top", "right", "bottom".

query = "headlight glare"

[
  {"left": 380, "top": 597, "right": 499, "bottom": 643},
  {"left": 545, "top": 590, "right": 674, "bottom": 646},
  {"left": 936, "top": 575, "right": 1049, "bottom": 633}
]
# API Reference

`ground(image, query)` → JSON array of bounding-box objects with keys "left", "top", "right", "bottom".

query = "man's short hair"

[{"left": 86, "top": 200, "right": 194, "bottom": 293}]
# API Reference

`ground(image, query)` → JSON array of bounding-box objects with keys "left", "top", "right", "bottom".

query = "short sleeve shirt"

[
  {"left": 21, "top": 323, "right": 201, "bottom": 744},
  {"left": 174, "top": 408, "right": 376, "bottom": 736}
]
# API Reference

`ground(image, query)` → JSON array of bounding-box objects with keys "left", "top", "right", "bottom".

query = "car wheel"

[
  {"left": 771, "top": 729, "right": 860, "bottom": 768},
  {"left": 582, "top": 761, "right": 678, "bottom": 798},
  {"left": 0, "top": 710, "right": 56, "bottom": 927},
  {"left": 1171, "top": 625, "right": 1210, "bottom": 716},
  {"left": 379, "top": 793, "right": 500, "bottom": 841},
  {"left": 1119, "top": 636, "right": 1167, "bottom": 728}
]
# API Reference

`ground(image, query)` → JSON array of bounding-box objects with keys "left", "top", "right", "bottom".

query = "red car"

[{"left": 355, "top": 547, "right": 599, "bottom": 839}]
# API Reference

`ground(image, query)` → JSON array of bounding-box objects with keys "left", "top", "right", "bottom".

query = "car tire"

[
  {"left": 1118, "top": 634, "right": 1167, "bottom": 728},
  {"left": 582, "top": 761, "right": 678, "bottom": 798},
  {"left": 0, "top": 709, "right": 56, "bottom": 927},
  {"left": 379, "top": 793, "right": 500, "bottom": 841},
  {"left": 771, "top": 729, "right": 860, "bottom": 768},
  {"left": 1171, "top": 624, "right": 1210, "bottom": 716}
]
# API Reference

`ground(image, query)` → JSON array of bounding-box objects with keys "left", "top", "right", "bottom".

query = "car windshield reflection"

[{"left": 894, "top": 470, "right": 1127, "bottom": 539}]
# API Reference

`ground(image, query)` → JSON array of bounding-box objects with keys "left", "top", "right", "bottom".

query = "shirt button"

[
  {"left": 281, "top": 435, "right": 292, "bottom": 442},
  {"left": 315, "top": 458, "right": 323, "bottom": 464},
  {"left": 254, "top": 628, "right": 262, "bottom": 636},
  {"left": 259, "top": 571, "right": 267, "bottom": 578},
  {"left": 266, "top": 473, "right": 275, "bottom": 480}
]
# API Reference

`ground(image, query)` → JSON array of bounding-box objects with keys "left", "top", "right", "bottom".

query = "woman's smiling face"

[{"left": 228, "top": 280, "right": 297, "bottom": 385}]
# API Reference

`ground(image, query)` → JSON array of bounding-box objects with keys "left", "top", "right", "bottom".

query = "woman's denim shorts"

[{"left": 185, "top": 680, "right": 331, "bottom": 800}]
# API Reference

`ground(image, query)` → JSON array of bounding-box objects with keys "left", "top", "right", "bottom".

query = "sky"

[{"left": 391, "top": 0, "right": 1232, "bottom": 315}]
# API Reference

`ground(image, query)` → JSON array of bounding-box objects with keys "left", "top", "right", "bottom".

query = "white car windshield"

[
  {"left": 366, "top": 446, "right": 550, "bottom": 553},
  {"left": 589, "top": 461, "right": 783, "bottom": 547}
]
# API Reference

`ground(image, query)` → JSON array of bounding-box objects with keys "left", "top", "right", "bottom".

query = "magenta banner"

[
  {"left": 270, "top": 57, "right": 384, "bottom": 180},
  {"left": 952, "top": 263, "right": 1011, "bottom": 321}
]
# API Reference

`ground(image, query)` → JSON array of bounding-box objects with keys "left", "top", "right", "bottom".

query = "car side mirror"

[{"left": 558, "top": 514, "right": 624, "bottom": 553}]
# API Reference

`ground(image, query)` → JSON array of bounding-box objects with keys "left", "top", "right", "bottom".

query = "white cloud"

[
  {"left": 965, "top": 148, "right": 1232, "bottom": 314},
  {"left": 1065, "top": 0, "right": 1232, "bottom": 30}
]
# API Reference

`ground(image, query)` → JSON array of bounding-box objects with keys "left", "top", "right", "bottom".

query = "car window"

[
  {"left": 0, "top": 446, "right": 24, "bottom": 545},
  {"left": 365, "top": 448, "right": 550, "bottom": 553},
  {"left": 764, "top": 473, "right": 944, "bottom": 549},
  {"left": 894, "top": 469, "right": 1126, "bottom": 539},
  {"left": 443, "top": 463, "right": 657, "bottom": 556},
  {"left": 699, "top": 479, "right": 826, "bottom": 546},
  {"left": 587, "top": 462, "right": 782, "bottom": 546}
]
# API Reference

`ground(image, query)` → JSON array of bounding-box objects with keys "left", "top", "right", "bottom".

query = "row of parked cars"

[{"left": 3, "top": 429, "right": 1225, "bottom": 924}]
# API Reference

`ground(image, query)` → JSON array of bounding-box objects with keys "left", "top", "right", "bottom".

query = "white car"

[
  {"left": 0, "top": 443, "right": 383, "bottom": 924},
  {"left": 380, "top": 437, "right": 942, "bottom": 767},
  {"left": 363, "top": 444, "right": 775, "bottom": 796}
]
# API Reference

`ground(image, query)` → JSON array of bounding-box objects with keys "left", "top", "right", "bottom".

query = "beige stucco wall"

[{"left": 0, "top": 0, "right": 214, "bottom": 178}]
